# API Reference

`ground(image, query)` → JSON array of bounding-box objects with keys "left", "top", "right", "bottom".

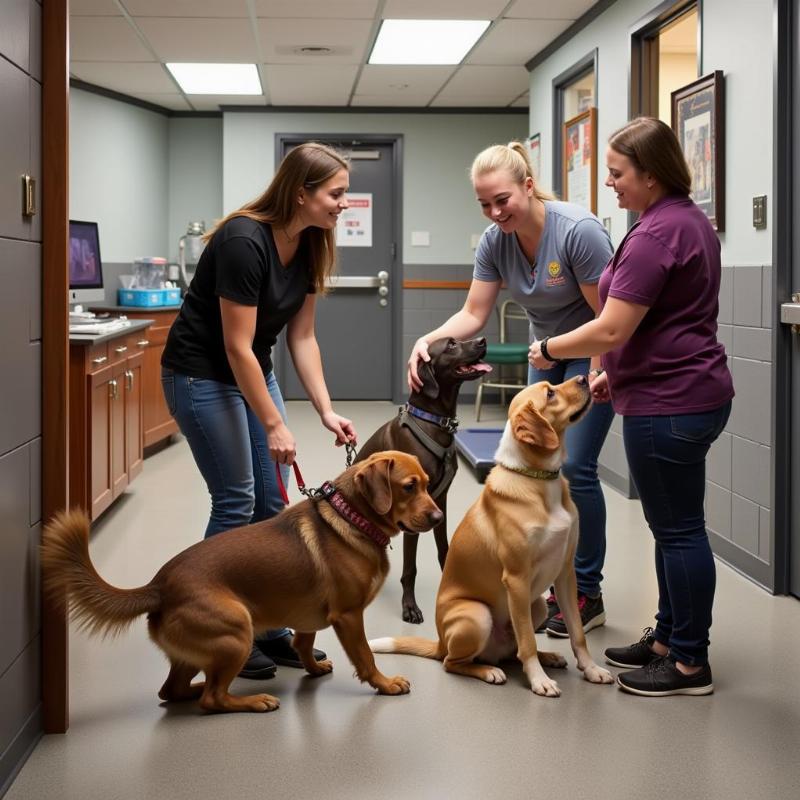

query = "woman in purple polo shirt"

[{"left": 530, "top": 117, "right": 734, "bottom": 697}]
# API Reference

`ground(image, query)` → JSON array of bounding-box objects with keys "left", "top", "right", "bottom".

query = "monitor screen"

[{"left": 69, "top": 220, "right": 103, "bottom": 289}]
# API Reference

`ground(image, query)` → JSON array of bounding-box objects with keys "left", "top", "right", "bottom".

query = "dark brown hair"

[
  {"left": 205, "top": 142, "right": 349, "bottom": 293},
  {"left": 608, "top": 117, "right": 692, "bottom": 196}
]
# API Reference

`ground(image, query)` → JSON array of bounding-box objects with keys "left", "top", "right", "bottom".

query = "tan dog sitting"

[
  {"left": 370, "top": 377, "right": 614, "bottom": 696},
  {"left": 41, "top": 452, "right": 442, "bottom": 714}
]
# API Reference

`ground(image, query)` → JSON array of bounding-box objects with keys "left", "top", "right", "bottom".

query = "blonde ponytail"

[{"left": 470, "top": 141, "right": 554, "bottom": 201}]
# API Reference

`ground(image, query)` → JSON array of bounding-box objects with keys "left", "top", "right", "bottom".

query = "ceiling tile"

[
  {"left": 129, "top": 93, "right": 193, "bottom": 111},
  {"left": 70, "top": 0, "right": 122, "bottom": 15},
  {"left": 382, "top": 0, "right": 506, "bottom": 18},
  {"left": 430, "top": 94, "right": 518, "bottom": 107},
  {"left": 350, "top": 93, "right": 436, "bottom": 107},
  {"left": 355, "top": 65, "right": 454, "bottom": 95},
  {"left": 125, "top": 0, "right": 249, "bottom": 16},
  {"left": 440, "top": 65, "right": 529, "bottom": 96},
  {"left": 256, "top": 18, "right": 373, "bottom": 64},
  {"left": 135, "top": 17, "right": 258, "bottom": 61},
  {"left": 70, "top": 62, "right": 177, "bottom": 94},
  {"left": 70, "top": 18, "right": 155, "bottom": 61},
  {"left": 255, "top": 0, "right": 379, "bottom": 18},
  {"left": 188, "top": 94, "right": 268, "bottom": 112},
  {"left": 264, "top": 64, "right": 359, "bottom": 105},
  {"left": 466, "top": 18, "right": 572, "bottom": 65},
  {"left": 506, "top": 0, "right": 595, "bottom": 19},
  {"left": 510, "top": 92, "right": 529, "bottom": 107}
]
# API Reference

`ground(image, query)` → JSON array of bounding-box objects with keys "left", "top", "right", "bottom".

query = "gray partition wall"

[{"left": 0, "top": 0, "right": 44, "bottom": 792}]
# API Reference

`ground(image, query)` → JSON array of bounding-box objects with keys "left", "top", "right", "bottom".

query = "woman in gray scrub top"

[{"left": 408, "top": 141, "right": 615, "bottom": 637}]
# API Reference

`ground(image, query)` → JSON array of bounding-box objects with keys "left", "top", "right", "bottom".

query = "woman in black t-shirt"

[{"left": 161, "top": 142, "right": 357, "bottom": 678}]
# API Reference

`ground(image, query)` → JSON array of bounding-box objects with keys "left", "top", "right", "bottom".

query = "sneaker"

[
  {"left": 238, "top": 644, "right": 277, "bottom": 680},
  {"left": 605, "top": 627, "right": 662, "bottom": 669},
  {"left": 535, "top": 592, "right": 560, "bottom": 633},
  {"left": 545, "top": 592, "right": 605, "bottom": 637},
  {"left": 257, "top": 633, "right": 327, "bottom": 669},
  {"left": 616, "top": 655, "right": 713, "bottom": 697}
]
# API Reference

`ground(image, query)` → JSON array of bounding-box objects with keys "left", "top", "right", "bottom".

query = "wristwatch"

[{"left": 539, "top": 336, "right": 560, "bottom": 363}]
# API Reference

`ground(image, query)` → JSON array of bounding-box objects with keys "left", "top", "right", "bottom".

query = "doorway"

[{"left": 275, "top": 134, "right": 402, "bottom": 401}]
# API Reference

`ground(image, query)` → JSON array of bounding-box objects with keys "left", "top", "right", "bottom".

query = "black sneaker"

[
  {"left": 535, "top": 592, "right": 560, "bottom": 633},
  {"left": 616, "top": 655, "right": 713, "bottom": 697},
  {"left": 238, "top": 644, "right": 277, "bottom": 680},
  {"left": 605, "top": 627, "right": 662, "bottom": 669},
  {"left": 545, "top": 592, "right": 605, "bottom": 637},
  {"left": 257, "top": 633, "right": 327, "bottom": 669}
]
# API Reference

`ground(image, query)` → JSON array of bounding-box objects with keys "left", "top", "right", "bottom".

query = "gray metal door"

[{"left": 276, "top": 137, "right": 399, "bottom": 400}]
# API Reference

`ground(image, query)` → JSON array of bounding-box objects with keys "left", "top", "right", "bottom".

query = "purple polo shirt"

[{"left": 598, "top": 195, "right": 734, "bottom": 415}]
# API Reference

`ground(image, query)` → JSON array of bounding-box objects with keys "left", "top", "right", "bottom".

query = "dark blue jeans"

[
  {"left": 161, "top": 367, "right": 291, "bottom": 641},
  {"left": 528, "top": 359, "right": 615, "bottom": 597},
  {"left": 622, "top": 400, "right": 732, "bottom": 665}
]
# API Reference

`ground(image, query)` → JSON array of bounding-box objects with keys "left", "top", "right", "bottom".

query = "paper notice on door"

[{"left": 336, "top": 193, "right": 373, "bottom": 247}]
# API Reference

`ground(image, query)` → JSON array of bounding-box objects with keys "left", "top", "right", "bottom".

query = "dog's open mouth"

[
  {"left": 398, "top": 521, "right": 420, "bottom": 534},
  {"left": 569, "top": 394, "right": 592, "bottom": 422},
  {"left": 454, "top": 360, "right": 492, "bottom": 380}
]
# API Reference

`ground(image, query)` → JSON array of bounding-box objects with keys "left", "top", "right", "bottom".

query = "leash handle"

[{"left": 345, "top": 440, "right": 357, "bottom": 467}]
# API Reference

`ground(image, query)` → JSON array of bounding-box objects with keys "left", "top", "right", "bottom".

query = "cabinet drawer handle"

[
  {"left": 137, "top": 339, "right": 150, "bottom": 347},
  {"left": 125, "top": 369, "right": 134, "bottom": 391},
  {"left": 109, "top": 379, "right": 118, "bottom": 399},
  {"left": 115, "top": 345, "right": 128, "bottom": 354},
  {"left": 92, "top": 356, "right": 107, "bottom": 365}
]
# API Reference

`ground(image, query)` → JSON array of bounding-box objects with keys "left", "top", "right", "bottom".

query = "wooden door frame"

[
  {"left": 42, "top": 0, "right": 70, "bottom": 733},
  {"left": 274, "top": 133, "right": 405, "bottom": 403}
]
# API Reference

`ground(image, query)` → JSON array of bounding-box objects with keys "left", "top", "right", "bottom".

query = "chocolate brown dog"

[
  {"left": 356, "top": 337, "right": 489, "bottom": 623},
  {"left": 41, "top": 451, "right": 442, "bottom": 714}
]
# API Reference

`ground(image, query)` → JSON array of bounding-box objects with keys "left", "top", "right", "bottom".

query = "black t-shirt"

[{"left": 162, "top": 216, "right": 314, "bottom": 384}]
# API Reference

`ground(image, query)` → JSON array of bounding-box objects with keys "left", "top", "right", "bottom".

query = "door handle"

[
  {"left": 780, "top": 294, "right": 800, "bottom": 333},
  {"left": 125, "top": 369, "right": 134, "bottom": 391},
  {"left": 109, "top": 379, "right": 118, "bottom": 400},
  {"left": 325, "top": 275, "right": 383, "bottom": 289}
]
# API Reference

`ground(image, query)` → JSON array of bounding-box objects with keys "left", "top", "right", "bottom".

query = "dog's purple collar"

[
  {"left": 319, "top": 482, "right": 391, "bottom": 549},
  {"left": 405, "top": 403, "right": 459, "bottom": 434}
]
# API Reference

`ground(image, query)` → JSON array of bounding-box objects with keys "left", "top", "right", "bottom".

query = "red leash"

[{"left": 275, "top": 461, "right": 307, "bottom": 506}]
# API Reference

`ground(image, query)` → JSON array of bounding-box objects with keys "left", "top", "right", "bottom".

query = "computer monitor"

[{"left": 68, "top": 220, "right": 105, "bottom": 305}]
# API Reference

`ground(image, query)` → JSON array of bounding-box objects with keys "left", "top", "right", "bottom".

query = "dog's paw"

[
  {"left": 306, "top": 658, "right": 334, "bottom": 677},
  {"left": 402, "top": 602, "right": 424, "bottom": 625},
  {"left": 530, "top": 676, "right": 562, "bottom": 697},
  {"left": 379, "top": 675, "right": 411, "bottom": 695},
  {"left": 481, "top": 666, "right": 507, "bottom": 684},
  {"left": 537, "top": 651, "right": 568, "bottom": 669},
  {"left": 581, "top": 663, "right": 614, "bottom": 684},
  {"left": 250, "top": 693, "right": 281, "bottom": 712}
]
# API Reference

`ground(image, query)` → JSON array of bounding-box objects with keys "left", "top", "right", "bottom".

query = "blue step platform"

[{"left": 454, "top": 428, "right": 504, "bottom": 483}]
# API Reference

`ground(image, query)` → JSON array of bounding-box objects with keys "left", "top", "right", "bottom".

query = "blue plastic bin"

[{"left": 118, "top": 288, "right": 181, "bottom": 307}]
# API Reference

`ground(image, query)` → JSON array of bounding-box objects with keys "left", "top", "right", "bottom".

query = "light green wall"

[
  {"left": 167, "top": 117, "right": 222, "bottom": 262},
  {"left": 529, "top": 0, "right": 773, "bottom": 265},
  {"left": 69, "top": 88, "right": 169, "bottom": 263},
  {"left": 222, "top": 112, "right": 528, "bottom": 264}
]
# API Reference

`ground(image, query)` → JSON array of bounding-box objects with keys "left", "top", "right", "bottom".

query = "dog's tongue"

[{"left": 471, "top": 362, "right": 492, "bottom": 373}]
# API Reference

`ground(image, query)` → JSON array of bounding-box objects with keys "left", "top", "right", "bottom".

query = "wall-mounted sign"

[{"left": 336, "top": 193, "right": 373, "bottom": 247}]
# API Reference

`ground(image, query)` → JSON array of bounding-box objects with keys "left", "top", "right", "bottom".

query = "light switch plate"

[
  {"left": 411, "top": 231, "right": 430, "bottom": 247},
  {"left": 752, "top": 195, "right": 767, "bottom": 229}
]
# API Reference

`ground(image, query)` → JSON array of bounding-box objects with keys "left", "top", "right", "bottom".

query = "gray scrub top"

[{"left": 473, "top": 200, "right": 614, "bottom": 340}]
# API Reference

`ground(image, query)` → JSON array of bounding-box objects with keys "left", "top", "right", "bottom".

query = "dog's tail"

[
  {"left": 368, "top": 636, "right": 444, "bottom": 660},
  {"left": 41, "top": 509, "right": 161, "bottom": 639}
]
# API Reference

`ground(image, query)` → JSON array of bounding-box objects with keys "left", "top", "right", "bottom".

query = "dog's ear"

[
  {"left": 511, "top": 400, "right": 560, "bottom": 450},
  {"left": 355, "top": 456, "right": 394, "bottom": 516},
  {"left": 417, "top": 360, "right": 439, "bottom": 400}
]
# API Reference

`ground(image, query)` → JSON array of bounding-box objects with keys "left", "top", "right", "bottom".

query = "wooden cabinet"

[
  {"left": 92, "top": 306, "right": 179, "bottom": 448},
  {"left": 70, "top": 325, "right": 151, "bottom": 520}
]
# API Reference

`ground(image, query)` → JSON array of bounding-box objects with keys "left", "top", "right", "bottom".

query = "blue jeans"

[
  {"left": 622, "top": 400, "right": 732, "bottom": 665},
  {"left": 161, "top": 367, "right": 291, "bottom": 642},
  {"left": 528, "top": 359, "right": 614, "bottom": 597}
]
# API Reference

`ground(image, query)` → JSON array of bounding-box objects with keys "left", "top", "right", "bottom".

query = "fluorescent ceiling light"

[
  {"left": 166, "top": 63, "right": 262, "bottom": 95},
  {"left": 369, "top": 19, "right": 490, "bottom": 65}
]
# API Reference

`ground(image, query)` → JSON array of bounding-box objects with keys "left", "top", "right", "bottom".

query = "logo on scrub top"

[{"left": 546, "top": 261, "right": 566, "bottom": 287}]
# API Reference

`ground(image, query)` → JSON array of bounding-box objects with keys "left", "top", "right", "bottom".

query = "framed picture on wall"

[
  {"left": 562, "top": 108, "right": 597, "bottom": 213},
  {"left": 671, "top": 71, "right": 725, "bottom": 231},
  {"left": 527, "top": 133, "right": 541, "bottom": 182}
]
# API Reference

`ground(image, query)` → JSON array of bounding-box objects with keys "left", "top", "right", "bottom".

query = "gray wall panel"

[
  {"left": 28, "top": 78, "right": 41, "bottom": 242},
  {"left": 0, "top": 0, "right": 29, "bottom": 72},
  {"left": 0, "top": 58, "right": 30, "bottom": 240},
  {"left": 29, "top": 437, "right": 40, "bottom": 526},
  {"left": 0, "top": 446, "right": 39, "bottom": 676},
  {"left": 0, "top": 636, "right": 41, "bottom": 778},
  {"left": 28, "top": 0, "right": 41, "bottom": 83}
]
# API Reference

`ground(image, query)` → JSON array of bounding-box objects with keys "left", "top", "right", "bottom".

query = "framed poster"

[
  {"left": 562, "top": 107, "right": 597, "bottom": 213},
  {"left": 671, "top": 71, "right": 725, "bottom": 231},
  {"left": 527, "top": 133, "right": 541, "bottom": 182},
  {"left": 335, "top": 192, "right": 373, "bottom": 247}
]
